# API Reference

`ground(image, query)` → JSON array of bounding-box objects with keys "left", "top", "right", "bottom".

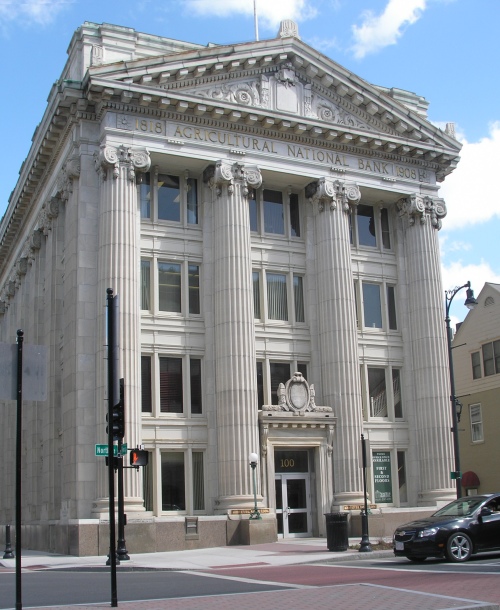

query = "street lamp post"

[
  {"left": 248, "top": 452, "right": 261, "bottom": 520},
  {"left": 445, "top": 281, "right": 478, "bottom": 500}
]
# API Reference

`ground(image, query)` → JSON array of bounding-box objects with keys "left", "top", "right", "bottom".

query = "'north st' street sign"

[{"left": 95, "top": 444, "right": 127, "bottom": 457}]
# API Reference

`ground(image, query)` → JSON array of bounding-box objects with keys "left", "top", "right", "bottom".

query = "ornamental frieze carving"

[
  {"left": 94, "top": 144, "right": 151, "bottom": 181},
  {"left": 182, "top": 67, "right": 371, "bottom": 130},
  {"left": 203, "top": 161, "right": 262, "bottom": 197},
  {"left": 262, "top": 372, "right": 332, "bottom": 415},
  {"left": 398, "top": 194, "right": 447, "bottom": 230},
  {"left": 306, "top": 178, "right": 361, "bottom": 212}
]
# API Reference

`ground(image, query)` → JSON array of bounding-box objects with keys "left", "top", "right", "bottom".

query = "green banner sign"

[{"left": 373, "top": 451, "right": 393, "bottom": 503}]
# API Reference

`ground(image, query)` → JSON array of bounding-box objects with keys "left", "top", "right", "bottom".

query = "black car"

[{"left": 393, "top": 493, "right": 500, "bottom": 563}]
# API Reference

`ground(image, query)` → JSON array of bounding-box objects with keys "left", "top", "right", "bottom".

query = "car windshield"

[{"left": 433, "top": 497, "right": 486, "bottom": 518}]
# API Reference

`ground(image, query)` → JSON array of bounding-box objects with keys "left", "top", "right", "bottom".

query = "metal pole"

[
  {"left": 106, "top": 289, "right": 118, "bottom": 607},
  {"left": 116, "top": 440, "right": 129, "bottom": 560},
  {"left": 253, "top": 0, "right": 259, "bottom": 41},
  {"left": 446, "top": 299, "right": 462, "bottom": 499},
  {"left": 359, "top": 434, "right": 372, "bottom": 553},
  {"left": 15, "top": 329, "right": 23, "bottom": 610}
]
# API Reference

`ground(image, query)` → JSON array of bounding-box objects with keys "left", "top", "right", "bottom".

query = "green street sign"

[
  {"left": 95, "top": 443, "right": 127, "bottom": 457},
  {"left": 450, "top": 471, "right": 461, "bottom": 480}
]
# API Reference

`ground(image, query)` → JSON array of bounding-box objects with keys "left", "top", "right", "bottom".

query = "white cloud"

[
  {"left": 0, "top": 0, "right": 71, "bottom": 25},
  {"left": 438, "top": 122, "right": 500, "bottom": 230},
  {"left": 441, "top": 259, "right": 500, "bottom": 326},
  {"left": 351, "top": 0, "right": 426, "bottom": 59},
  {"left": 183, "top": 0, "right": 317, "bottom": 30}
]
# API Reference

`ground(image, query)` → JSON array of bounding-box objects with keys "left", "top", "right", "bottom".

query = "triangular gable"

[{"left": 86, "top": 34, "right": 460, "bottom": 159}]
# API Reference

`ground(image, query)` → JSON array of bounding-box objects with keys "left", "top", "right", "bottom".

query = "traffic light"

[
  {"left": 130, "top": 449, "right": 148, "bottom": 467},
  {"left": 106, "top": 378, "right": 125, "bottom": 440}
]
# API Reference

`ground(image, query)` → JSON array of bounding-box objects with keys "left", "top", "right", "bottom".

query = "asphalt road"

[{"left": 1, "top": 554, "right": 500, "bottom": 609}]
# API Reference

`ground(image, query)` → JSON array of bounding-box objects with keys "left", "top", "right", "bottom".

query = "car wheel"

[
  {"left": 446, "top": 532, "right": 472, "bottom": 562},
  {"left": 406, "top": 556, "right": 427, "bottom": 563}
]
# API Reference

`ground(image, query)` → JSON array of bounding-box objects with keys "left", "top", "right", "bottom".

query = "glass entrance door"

[{"left": 275, "top": 474, "right": 311, "bottom": 537}]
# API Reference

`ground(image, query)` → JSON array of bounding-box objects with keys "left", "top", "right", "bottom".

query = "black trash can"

[{"left": 325, "top": 512, "right": 349, "bottom": 552}]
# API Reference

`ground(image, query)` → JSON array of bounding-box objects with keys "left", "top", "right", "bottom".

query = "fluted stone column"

[
  {"left": 204, "top": 161, "right": 262, "bottom": 511},
  {"left": 93, "top": 143, "right": 150, "bottom": 513},
  {"left": 306, "top": 178, "right": 365, "bottom": 507},
  {"left": 398, "top": 194, "right": 455, "bottom": 504}
]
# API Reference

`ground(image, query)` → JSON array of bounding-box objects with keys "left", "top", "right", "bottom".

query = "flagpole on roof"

[{"left": 254, "top": 0, "right": 259, "bottom": 41}]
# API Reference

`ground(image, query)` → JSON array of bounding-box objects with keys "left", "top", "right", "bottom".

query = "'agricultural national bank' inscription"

[{"left": 116, "top": 114, "right": 432, "bottom": 183}]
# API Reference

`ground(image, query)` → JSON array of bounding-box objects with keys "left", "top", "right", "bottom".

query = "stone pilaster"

[
  {"left": 398, "top": 194, "right": 455, "bottom": 504},
  {"left": 93, "top": 143, "right": 150, "bottom": 513},
  {"left": 306, "top": 178, "right": 365, "bottom": 507},
  {"left": 204, "top": 161, "right": 262, "bottom": 511}
]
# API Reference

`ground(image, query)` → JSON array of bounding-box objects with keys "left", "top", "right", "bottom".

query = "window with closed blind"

[{"left": 160, "top": 357, "right": 183, "bottom": 413}]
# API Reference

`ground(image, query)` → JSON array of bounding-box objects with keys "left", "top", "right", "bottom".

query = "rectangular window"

[
  {"left": 253, "top": 271, "right": 261, "bottom": 319},
  {"left": 192, "top": 451, "right": 205, "bottom": 510},
  {"left": 249, "top": 194, "right": 258, "bottom": 232},
  {"left": 161, "top": 452, "right": 185, "bottom": 510},
  {"left": 387, "top": 285, "right": 397, "bottom": 330},
  {"left": 270, "top": 362, "right": 290, "bottom": 405},
  {"left": 363, "top": 283, "right": 382, "bottom": 328},
  {"left": 368, "top": 367, "right": 387, "bottom": 417},
  {"left": 357, "top": 205, "right": 376, "bottom": 247},
  {"left": 392, "top": 368, "right": 403, "bottom": 418},
  {"left": 158, "top": 174, "right": 181, "bottom": 222},
  {"left": 471, "top": 351, "right": 482, "bottom": 379},
  {"left": 484, "top": 340, "right": 500, "bottom": 376},
  {"left": 381, "top": 208, "right": 391, "bottom": 249},
  {"left": 263, "top": 189, "right": 284, "bottom": 234},
  {"left": 190, "top": 358, "right": 202, "bottom": 415},
  {"left": 141, "top": 260, "right": 151, "bottom": 311},
  {"left": 141, "top": 355, "right": 152, "bottom": 413},
  {"left": 158, "top": 262, "right": 181, "bottom": 312},
  {"left": 256, "top": 361, "right": 264, "bottom": 409},
  {"left": 159, "top": 357, "right": 183, "bottom": 413},
  {"left": 470, "top": 404, "right": 484, "bottom": 442},
  {"left": 139, "top": 172, "right": 151, "bottom": 219},
  {"left": 293, "top": 275, "right": 305, "bottom": 323},
  {"left": 397, "top": 451, "right": 407, "bottom": 503},
  {"left": 290, "top": 193, "right": 300, "bottom": 237},
  {"left": 267, "top": 273, "right": 288, "bottom": 321},
  {"left": 186, "top": 177, "right": 198, "bottom": 224},
  {"left": 188, "top": 264, "right": 200, "bottom": 314}
]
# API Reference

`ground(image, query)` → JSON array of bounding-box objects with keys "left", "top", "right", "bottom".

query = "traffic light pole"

[
  {"left": 116, "top": 436, "right": 129, "bottom": 561},
  {"left": 106, "top": 289, "right": 118, "bottom": 607}
]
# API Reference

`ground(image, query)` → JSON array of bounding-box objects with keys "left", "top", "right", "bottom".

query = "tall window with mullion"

[
  {"left": 482, "top": 340, "right": 500, "bottom": 376},
  {"left": 160, "top": 357, "right": 183, "bottom": 413},
  {"left": 267, "top": 272, "right": 288, "bottom": 321},
  {"left": 141, "top": 355, "right": 152, "bottom": 413},
  {"left": 158, "top": 262, "right": 181, "bottom": 312},
  {"left": 186, "top": 177, "right": 198, "bottom": 224},
  {"left": 190, "top": 358, "right": 203, "bottom": 415},
  {"left": 161, "top": 452, "right": 185, "bottom": 510},
  {"left": 252, "top": 271, "right": 261, "bottom": 319}
]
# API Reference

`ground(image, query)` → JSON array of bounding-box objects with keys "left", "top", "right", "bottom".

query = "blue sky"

[{"left": 0, "top": 0, "right": 498, "bottom": 323}]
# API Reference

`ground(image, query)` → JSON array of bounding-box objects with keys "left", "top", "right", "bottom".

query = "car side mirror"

[{"left": 480, "top": 507, "right": 493, "bottom": 518}]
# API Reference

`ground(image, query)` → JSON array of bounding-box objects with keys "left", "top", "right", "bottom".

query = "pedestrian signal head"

[{"left": 130, "top": 449, "right": 148, "bottom": 467}]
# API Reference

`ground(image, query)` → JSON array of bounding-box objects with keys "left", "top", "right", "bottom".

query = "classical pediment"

[{"left": 85, "top": 34, "right": 460, "bottom": 163}]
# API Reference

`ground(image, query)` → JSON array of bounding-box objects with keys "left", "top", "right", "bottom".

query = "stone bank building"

[{"left": 0, "top": 20, "right": 461, "bottom": 555}]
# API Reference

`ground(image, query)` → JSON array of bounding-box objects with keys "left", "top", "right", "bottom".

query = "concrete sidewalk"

[{"left": 1, "top": 539, "right": 498, "bottom": 610}]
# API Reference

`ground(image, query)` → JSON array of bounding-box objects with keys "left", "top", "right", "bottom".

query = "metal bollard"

[{"left": 3, "top": 524, "right": 14, "bottom": 559}]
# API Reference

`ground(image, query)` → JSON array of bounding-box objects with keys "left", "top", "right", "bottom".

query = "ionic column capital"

[
  {"left": 306, "top": 177, "right": 360, "bottom": 212},
  {"left": 398, "top": 194, "right": 447, "bottom": 230},
  {"left": 203, "top": 161, "right": 262, "bottom": 197},
  {"left": 94, "top": 144, "right": 151, "bottom": 181}
]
